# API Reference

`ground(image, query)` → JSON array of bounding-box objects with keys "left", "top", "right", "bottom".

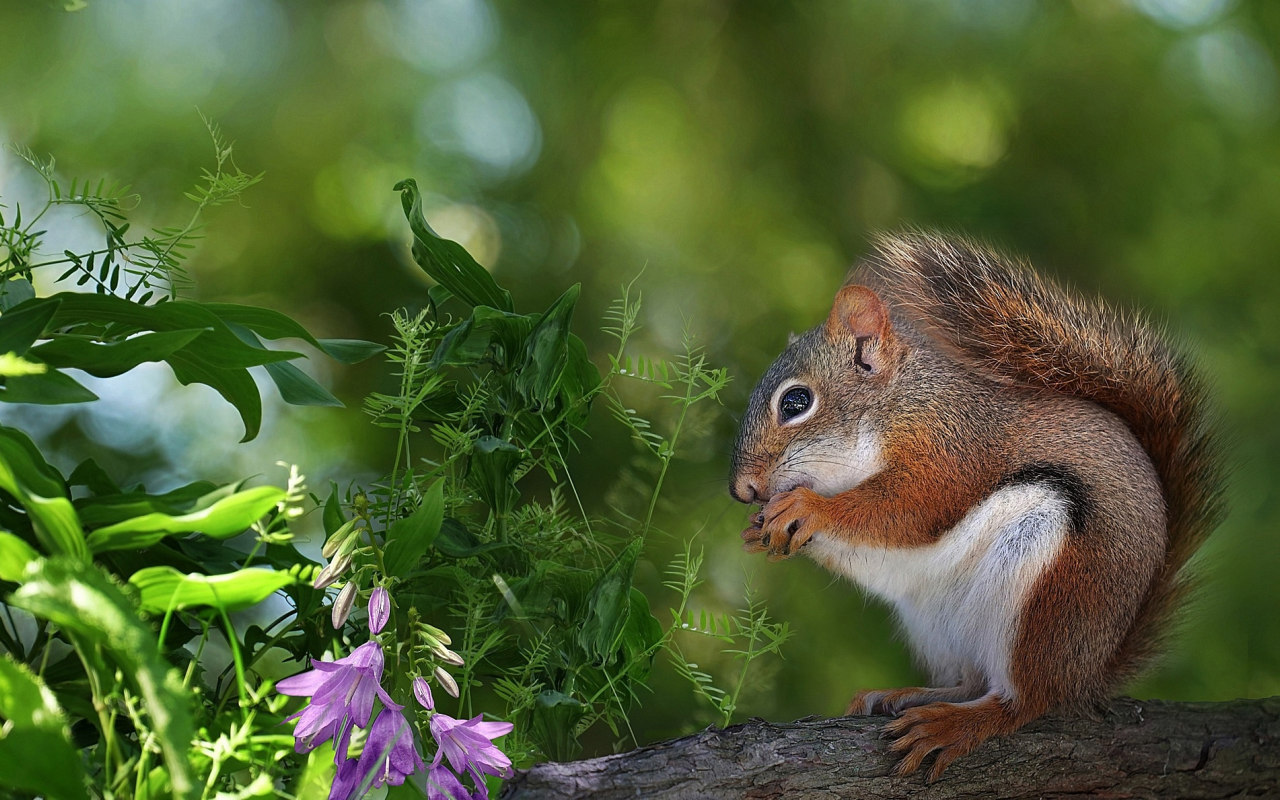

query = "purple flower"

[
  {"left": 276, "top": 641, "right": 394, "bottom": 761},
  {"left": 424, "top": 763, "right": 472, "bottom": 800},
  {"left": 430, "top": 713, "right": 514, "bottom": 798},
  {"left": 413, "top": 676, "right": 434, "bottom": 710},
  {"left": 330, "top": 705, "right": 425, "bottom": 800},
  {"left": 369, "top": 587, "right": 390, "bottom": 635}
]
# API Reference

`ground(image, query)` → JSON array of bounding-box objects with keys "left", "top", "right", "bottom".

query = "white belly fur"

[{"left": 807, "top": 485, "right": 1070, "bottom": 699}]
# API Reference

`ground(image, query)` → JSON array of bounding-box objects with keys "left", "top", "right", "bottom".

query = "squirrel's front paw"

[{"left": 758, "top": 488, "right": 826, "bottom": 561}]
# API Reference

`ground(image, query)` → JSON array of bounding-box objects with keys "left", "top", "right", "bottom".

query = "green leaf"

[
  {"left": 0, "top": 531, "right": 38, "bottom": 581},
  {"left": 518, "top": 284, "right": 579, "bottom": 406},
  {"left": 31, "top": 328, "right": 205, "bottom": 377},
  {"left": 165, "top": 350, "right": 262, "bottom": 442},
  {"left": 620, "top": 588, "right": 663, "bottom": 682},
  {"left": 264, "top": 360, "right": 343, "bottom": 407},
  {"left": 0, "top": 297, "right": 60, "bottom": 355},
  {"left": 578, "top": 538, "right": 642, "bottom": 665},
  {"left": 200, "top": 303, "right": 385, "bottom": 364},
  {"left": 0, "top": 368, "right": 99, "bottom": 404},
  {"left": 9, "top": 558, "right": 194, "bottom": 799},
  {"left": 529, "top": 690, "right": 585, "bottom": 762},
  {"left": 75, "top": 479, "right": 218, "bottom": 528},
  {"left": 433, "top": 518, "right": 514, "bottom": 560},
  {"left": 67, "top": 458, "right": 122, "bottom": 496},
  {"left": 0, "top": 278, "right": 36, "bottom": 312},
  {"left": 0, "top": 654, "right": 86, "bottom": 800},
  {"left": 395, "top": 178, "right": 513, "bottom": 311},
  {"left": 383, "top": 480, "right": 445, "bottom": 578},
  {"left": 85, "top": 485, "right": 285, "bottom": 553},
  {"left": 468, "top": 436, "right": 522, "bottom": 518},
  {"left": 0, "top": 426, "right": 85, "bottom": 560},
  {"left": 129, "top": 565, "right": 298, "bottom": 613},
  {"left": 44, "top": 293, "right": 301, "bottom": 370},
  {"left": 322, "top": 483, "right": 346, "bottom": 537}
]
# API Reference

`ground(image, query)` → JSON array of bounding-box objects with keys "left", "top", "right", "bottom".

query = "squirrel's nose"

[{"left": 729, "top": 479, "right": 760, "bottom": 504}]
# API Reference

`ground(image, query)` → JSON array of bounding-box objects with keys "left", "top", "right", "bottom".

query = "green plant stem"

[{"left": 215, "top": 609, "right": 249, "bottom": 719}]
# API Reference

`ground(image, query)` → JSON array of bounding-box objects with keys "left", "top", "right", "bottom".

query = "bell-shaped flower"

[
  {"left": 424, "top": 763, "right": 471, "bottom": 800},
  {"left": 429, "top": 713, "right": 514, "bottom": 798},
  {"left": 276, "top": 641, "right": 395, "bottom": 761},
  {"left": 330, "top": 704, "right": 426, "bottom": 800}
]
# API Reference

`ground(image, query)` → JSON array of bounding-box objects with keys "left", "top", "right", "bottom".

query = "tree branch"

[{"left": 503, "top": 698, "right": 1280, "bottom": 799}]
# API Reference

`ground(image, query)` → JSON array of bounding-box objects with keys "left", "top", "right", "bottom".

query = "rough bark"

[{"left": 502, "top": 698, "right": 1280, "bottom": 799}]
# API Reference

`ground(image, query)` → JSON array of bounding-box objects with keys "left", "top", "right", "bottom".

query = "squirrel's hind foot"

[{"left": 883, "top": 694, "right": 1023, "bottom": 782}]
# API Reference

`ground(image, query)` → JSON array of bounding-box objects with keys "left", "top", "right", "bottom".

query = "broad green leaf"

[
  {"left": 76, "top": 479, "right": 218, "bottom": 528},
  {"left": 43, "top": 293, "right": 300, "bottom": 370},
  {"left": 0, "top": 426, "right": 85, "bottom": 560},
  {"left": 620, "top": 588, "right": 663, "bottom": 682},
  {"left": 0, "top": 654, "right": 86, "bottom": 800},
  {"left": 434, "top": 518, "right": 514, "bottom": 560},
  {"left": 428, "top": 317, "right": 492, "bottom": 369},
  {"left": 0, "top": 352, "right": 48, "bottom": 377},
  {"left": 0, "top": 278, "right": 35, "bottom": 312},
  {"left": 468, "top": 437, "right": 522, "bottom": 518},
  {"left": 129, "top": 565, "right": 298, "bottom": 613},
  {"left": 578, "top": 538, "right": 642, "bottom": 665},
  {"left": 383, "top": 480, "right": 445, "bottom": 578},
  {"left": 0, "top": 531, "right": 38, "bottom": 581},
  {"left": 32, "top": 328, "right": 205, "bottom": 377},
  {"left": 9, "top": 558, "right": 194, "bottom": 799},
  {"left": 67, "top": 458, "right": 122, "bottom": 496},
  {"left": 165, "top": 350, "right": 262, "bottom": 441},
  {"left": 529, "top": 690, "right": 585, "bottom": 762},
  {"left": 315, "top": 338, "right": 385, "bottom": 364},
  {"left": 85, "top": 485, "right": 285, "bottom": 553},
  {"left": 322, "top": 484, "right": 346, "bottom": 537},
  {"left": 222, "top": 320, "right": 345, "bottom": 409},
  {"left": 263, "top": 360, "right": 343, "bottom": 407},
  {"left": 0, "top": 297, "right": 60, "bottom": 355},
  {"left": 395, "top": 178, "right": 513, "bottom": 311},
  {"left": 200, "top": 303, "right": 385, "bottom": 364},
  {"left": 518, "top": 284, "right": 580, "bottom": 406},
  {"left": 0, "top": 368, "right": 98, "bottom": 404}
]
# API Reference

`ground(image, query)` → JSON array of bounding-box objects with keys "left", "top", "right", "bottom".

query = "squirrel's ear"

[{"left": 825, "top": 285, "right": 893, "bottom": 373}]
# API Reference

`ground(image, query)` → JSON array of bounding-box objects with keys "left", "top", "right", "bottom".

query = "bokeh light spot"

[
  {"left": 380, "top": 0, "right": 497, "bottom": 74},
  {"left": 419, "top": 73, "right": 542, "bottom": 178},
  {"left": 1129, "top": 0, "right": 1234, "bottom": 29},
  {"left": 900, "top": 80, "right": 1012, "bottom": 183},
  {"left": 1192, "top": 27, "right": 1279, "bottom": 126}
]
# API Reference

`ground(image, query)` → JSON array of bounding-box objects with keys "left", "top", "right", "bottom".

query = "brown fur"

[
  {"left": 863, "top": 232, "right": 1225, "bottom": 687},
  {"left": 730, "top": 232, "right": 1223, "bottom": 779}
]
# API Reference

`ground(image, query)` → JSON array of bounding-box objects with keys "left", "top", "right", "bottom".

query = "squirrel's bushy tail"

[{"left": 865, "top": 231, "right": 1224, "bottom": 685}]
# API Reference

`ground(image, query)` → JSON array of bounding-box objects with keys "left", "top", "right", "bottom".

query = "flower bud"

[
  {"left": 321, "top": 520, "right": 356, "bottom": 559},
  {"left": 435, "top": 645, "right": 465, "bottom": 666},
  {"left": 330, "top": 582, "right": 357, "bottom": 630},
  {"left": 434, "top": 666, "right": 459, "bottom": 698},
  {"left": 413, "top": 676, "right": 434, "bottom": 710},
  {"left": 368, "top": 587, "right": 390, "bottom": 635},
  {"left": 313, "top": 551, "right": 352, "bottom": 590},
  {"left": 423, "top": 624, "right": 451, "bottom": 646}
]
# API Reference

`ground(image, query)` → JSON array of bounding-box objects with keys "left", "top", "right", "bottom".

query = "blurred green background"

[{"left": 2, "top": 0, "right": 1278, "bottom": 749}]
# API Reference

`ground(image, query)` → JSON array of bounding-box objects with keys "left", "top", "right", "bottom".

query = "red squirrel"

[{"left": 729, "top": 233, "right": 1223, "bottom": 781}]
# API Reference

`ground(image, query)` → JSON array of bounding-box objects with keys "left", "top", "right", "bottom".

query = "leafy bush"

[{"left": 0, "top": 127, "right": 786, "bottom": 800}]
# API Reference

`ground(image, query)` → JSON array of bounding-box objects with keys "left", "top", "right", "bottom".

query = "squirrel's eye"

[{"left": 779, "top": 386, "right": 812, "bottom": 421}]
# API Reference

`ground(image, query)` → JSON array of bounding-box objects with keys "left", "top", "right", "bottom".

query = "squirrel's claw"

[{"left": 757, "top": 488, "right": 823, "bottom": 559}]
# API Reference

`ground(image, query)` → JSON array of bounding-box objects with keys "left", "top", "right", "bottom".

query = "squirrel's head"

[{"left": 729, "top": 284, "right": 900, "bottom": 505}]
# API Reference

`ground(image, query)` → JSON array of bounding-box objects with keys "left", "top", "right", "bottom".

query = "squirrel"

[{"left": 729, "top": 232, "right": 1223, "bottom": 782}]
